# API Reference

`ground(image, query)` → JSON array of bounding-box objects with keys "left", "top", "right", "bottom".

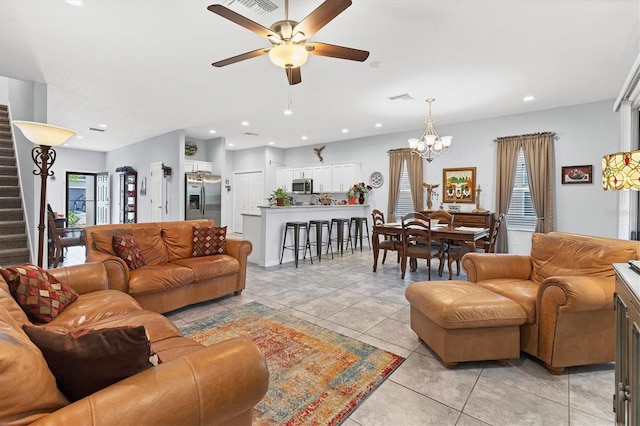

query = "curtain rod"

[{"left": 493, "top": 132, "right": 557, "bottom": 142}]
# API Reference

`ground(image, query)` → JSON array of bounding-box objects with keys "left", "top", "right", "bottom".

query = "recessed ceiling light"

[
  {"left": 374, "top": 123, "right": 382, "bottom": 128},
  {"left": 76, "top": 135, "right": 84, "bottom": 139},
  {"left": 241, "top": 121, "right": 249, "bottom": 126},
  {"left": 301, "top": 136, "right": 308, "bottom": 140},
  {"left": 209, "top": 129, "right": 217, "bottom": 134},
  {"left": 523, "top": 95, "right": 536, "bottom": 102},
  {"left": 369, "top": 61, "right": 382, "bottom": 68},
  {"left": 228, "top": 143, "right": 234, "bottom": 147},
  {"left": 341, "top": 129, "right": 349, "bottom": 133},
  {"left": 389, "top": 93, "right": 413, "bottom": 102},
  {"left": 98, "top": 124, "right": 107, "bottom": 128},
  {"left": 269, "top": 141, "right": 275, "bottom": 145},
  {"left": 284, "top": 109, "right": 292, "bottom": 116},
  {"left": 65, "top": 0, "right": 84, "bottom": 5}
]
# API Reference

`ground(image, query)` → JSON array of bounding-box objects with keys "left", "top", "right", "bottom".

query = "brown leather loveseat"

[
  {"left": 84, "top": 220, "right": 252, "bottom": 313},
  {"left": 461, "top": 231, "right": 640, "bottom": 374},
  {"left": 0, "top": 262, "right": 268, "bottom": 425}
]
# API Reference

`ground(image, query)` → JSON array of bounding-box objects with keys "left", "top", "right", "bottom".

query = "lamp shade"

[
  {"left": 12, "top": 121, "right": 76, "bottom": 147},
  {"left": 602, "top": 150, "right": 640, "bottom": 190},
  {"left": 269, "top": 43, "right": 308, "bottom": 68}
]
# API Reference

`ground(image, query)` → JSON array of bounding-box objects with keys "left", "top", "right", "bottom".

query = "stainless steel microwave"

[{"left": 291, "top": 178, "right": 313, "bottom": 194}]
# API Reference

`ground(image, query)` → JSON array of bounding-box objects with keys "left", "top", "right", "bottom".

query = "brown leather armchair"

[{"left": 462, "top": 231, "right": 640, "bottom": 374}]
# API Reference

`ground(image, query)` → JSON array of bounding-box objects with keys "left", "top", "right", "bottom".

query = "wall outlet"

[{"left": 514, "top": 238, "right": 520, "bottom": 246}]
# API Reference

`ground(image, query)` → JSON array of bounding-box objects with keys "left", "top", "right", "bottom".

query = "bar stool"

[
  {"left": 349, "top": 216, "right": 371, "bottom": 251},
  {"left": 328, "top": 218, "right": 353, "bottom": 256},
  {"left": 308, "top": 219, "right": 333, "bottom": 262},
  {"left": 280, "top": 221, "right": 312, "bottom": 268}
]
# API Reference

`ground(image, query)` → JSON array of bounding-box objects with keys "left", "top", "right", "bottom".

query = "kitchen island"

[{"left": 243, "top": 204, "right": 370, "bottom": 266}]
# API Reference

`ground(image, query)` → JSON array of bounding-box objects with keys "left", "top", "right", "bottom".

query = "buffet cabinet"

[
  {"left": 613, "top": 263, "right": 640, "bottom": 426},
  {"left": 119, "top": 171, "right": 137, "bottom": 224}
]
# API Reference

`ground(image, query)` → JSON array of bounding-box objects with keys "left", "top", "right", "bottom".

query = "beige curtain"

[
  {"left": 387, "top": 148, "right": 423, "bottom": 222},
  {"left": 494, "top": 137, "right": 520, "bottom": 253},
  {"left": 522, "top": 132, "right": 554, "bottom": 233},
  {"left": 407, "top": 151, "right": 424, "bottom": 212},
  {"left": 387, "top": 149, "right": 405, "bottom": 223}
]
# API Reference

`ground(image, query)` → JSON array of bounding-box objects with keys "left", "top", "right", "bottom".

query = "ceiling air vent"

[
  {"left": 243, "top": 132, "right": 260, "bottom": 136},
  {"left": 388, "top": 93, "right": 414, "bottom": 102},
  {"left": 222, "top": 0, "right": 277, "bottom": 15},
  {"left": 88, "top": 127, "right": 106, "bottom": 132}
]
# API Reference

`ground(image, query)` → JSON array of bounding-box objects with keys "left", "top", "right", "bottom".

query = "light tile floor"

[{"left": 61, "top": 242, "right": 615, "bottom": 426}]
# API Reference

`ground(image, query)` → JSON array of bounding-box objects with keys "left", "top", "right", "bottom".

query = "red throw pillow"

[
  {"left": 22, "top": 325, "right": 154, "bottom": 402},
  {"left": 0, "top": 263, "right": 78, "bottom": 323},
  {"left": 112, "top": 233, "right": 146, "bottom": 270},
  {"left": 193, "top": 226, "right": 227, "bottom": 257}
]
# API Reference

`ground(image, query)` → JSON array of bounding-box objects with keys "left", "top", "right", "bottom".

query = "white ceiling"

[{"left": 0, "top": 1, "right": 638, "bottom": 152}]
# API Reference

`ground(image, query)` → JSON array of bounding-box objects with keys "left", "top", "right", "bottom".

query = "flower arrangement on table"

[{"left": 346, "top": 182, "right": 373, "bottom": 201}]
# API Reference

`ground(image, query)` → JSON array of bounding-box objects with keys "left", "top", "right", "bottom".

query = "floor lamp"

[{"left": 12, "top": 121, "right": 76, "bottom": 268}]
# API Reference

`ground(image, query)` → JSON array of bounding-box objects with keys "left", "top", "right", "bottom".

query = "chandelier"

[{"left": 408, "top": 98, "right": 453, "bottom": 162}]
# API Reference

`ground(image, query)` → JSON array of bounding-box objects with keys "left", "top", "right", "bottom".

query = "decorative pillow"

[
  {"left": 193, "top": 226, "right": 227, "bottom": 257},
  {"left": 112, "top": 233, "right": 146, "bottom": 270},
  {"left": 22, "top": 324, "right": 154, "bottom": 402},
  {"left": 0, "top": 263, "right": 78, "bottom": 323}
]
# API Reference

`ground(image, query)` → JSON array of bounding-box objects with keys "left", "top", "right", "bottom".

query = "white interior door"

[
  {"left": 150, "top": 162, "right": 164, "bottom": 222},
  {"left": 96, "top": 172, "right": 110, "bottom": 224},
  {"left": 233, "top": 171, "right": 264, "bottom": 233}
]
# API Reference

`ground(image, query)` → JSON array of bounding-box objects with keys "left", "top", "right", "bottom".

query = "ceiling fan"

[{"left": 208, "top": 0, "right": 369, "bottom": 85}]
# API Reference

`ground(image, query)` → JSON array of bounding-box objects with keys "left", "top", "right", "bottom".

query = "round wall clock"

[
  {"left": 185, "top": 141, "right": 198, "bottom": 156},
  {"left": 370, "top": 171, "right": 384, "bottom": 188}
]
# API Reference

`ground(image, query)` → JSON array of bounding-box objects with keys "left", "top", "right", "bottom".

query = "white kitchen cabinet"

[
  {"left": 293, "top": 167, "right": 312, "bottom": 179},
  {"left": 331, "top": 163, "right": 359, "bottom": 192},
  {"left": 184, "top": 160, "right": 213, "bottom": 173},
  {"left": 276, "top": 168, "right": 294, "bottom": 192},
  {"left": 312, "top": 165, "right": 333, "bottom": 193}
]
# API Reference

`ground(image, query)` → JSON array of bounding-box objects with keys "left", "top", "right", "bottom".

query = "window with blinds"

[
  {"left": 506, "top": 148, "right": 537, "bottom": 231},
  {"left": 395, "top": 160, "right": 414, "bottom": 219}
]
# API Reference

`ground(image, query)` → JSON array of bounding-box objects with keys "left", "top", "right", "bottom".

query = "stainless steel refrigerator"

[{"left": 185, "top": 172, "right": 221, "bottom": 225}]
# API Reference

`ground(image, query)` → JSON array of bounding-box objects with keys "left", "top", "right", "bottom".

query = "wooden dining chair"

[
  {"left": 47, "top": 205, "right": 85, "bottom": 268},
  {"left": 371, "top": 209, "right": 400, "bottom": 271},
  {"left": 448, "top": 212, "right": 506, "bottom": 277},
  {"left": 399, "top": 212, "right": 441, "bottom": 280},
  {"left": 429, "top": 210, "right": 454, "bottom": 277}
]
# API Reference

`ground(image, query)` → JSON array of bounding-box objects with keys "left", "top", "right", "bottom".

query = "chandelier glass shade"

[
  {"left": 269, "top": 43, "right": 308, "bottom": 68},
  {"left": 408, "top": 98, "right": 452, "bottom": 162},
  {"left": 602, "top": 150, "right": 640, "bottom": 190}
]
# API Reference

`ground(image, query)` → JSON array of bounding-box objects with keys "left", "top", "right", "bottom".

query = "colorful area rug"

[{"left": 179, "top": 302, "right": 404, "bottom": 425}]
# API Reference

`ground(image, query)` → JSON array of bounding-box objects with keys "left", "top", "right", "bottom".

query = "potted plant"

[{"left": 270, "top": 187, "right": 292, "bottom": 206}]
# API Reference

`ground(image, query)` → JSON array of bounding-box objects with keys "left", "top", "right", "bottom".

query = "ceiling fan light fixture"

[{"left": 269, "top": 43, "right": 308, "bottom": 68}]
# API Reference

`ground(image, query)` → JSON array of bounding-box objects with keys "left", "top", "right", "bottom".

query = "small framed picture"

[
  {"left": 561, "top": 165, "right": 592, "bottom": 184},
  {"left": 442, "top": 167, "right": 476, "bottom": 203}
]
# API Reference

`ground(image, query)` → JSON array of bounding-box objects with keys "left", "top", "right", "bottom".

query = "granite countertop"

[{"left": 258, "top": 204, "right": 368, "bottom": 209}]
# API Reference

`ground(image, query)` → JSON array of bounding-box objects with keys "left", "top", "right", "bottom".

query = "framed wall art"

[
  {"left": 561, "top": 165, "right": 592, "bottom": 184},
  {"left": 442, "top": 167, "right": 476, "bottom": 203}
]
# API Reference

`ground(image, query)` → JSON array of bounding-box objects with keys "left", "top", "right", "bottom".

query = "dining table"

[{"left": 371, "top": 221, "right": 489, "bottom": 276}]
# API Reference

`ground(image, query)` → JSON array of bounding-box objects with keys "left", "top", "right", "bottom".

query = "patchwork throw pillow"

[
  {"left": 0, "top": 263, "right": 78, "bottom": 323},
  {"left": 22, "top": 324, "right": 154, "bottom": 402},
  {"left": 112, "top": 233, "right": 146, "bottom": 270},
  {"left": 193, "top": 226, "right": 227, "bottom": 257}
]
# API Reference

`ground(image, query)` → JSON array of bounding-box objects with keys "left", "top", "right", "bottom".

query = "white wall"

[
  {"left": 240, "top": 100, "right": 619, "bottom": 254},
  {"left": 105, "top": 130, "right": 184, "bottom": 223}
]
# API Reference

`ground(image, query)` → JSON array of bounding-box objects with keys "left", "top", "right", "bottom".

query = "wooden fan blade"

[
  {"left": 293, "top": 0, "right": 351, "bottom": 40},
  {"left": 212, "top": 47, "right": 270, "bottom": 67},
  {"left": 306, "top": 42, "right": 369, "bottom": 62},
  {"left": 207, "top": 4, "right": 278, "bottom": 39},
  {"left": 286, "top": 67, "right": 302, "bottom": 85}
]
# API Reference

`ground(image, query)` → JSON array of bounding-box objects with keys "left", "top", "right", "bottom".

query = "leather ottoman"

[{"left": 405, "top": 281, "right": 527, "bottom": 368}]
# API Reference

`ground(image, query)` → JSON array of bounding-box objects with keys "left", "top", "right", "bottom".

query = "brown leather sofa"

[
  {"left": 0, "top": 262, "right": 268, "bottom": 425},
  {"left": 84, "top": 220, "right": 252, "bottom": 313},
  {"left": 461, "top": 231, "right": 640, "bottom": 374}
]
